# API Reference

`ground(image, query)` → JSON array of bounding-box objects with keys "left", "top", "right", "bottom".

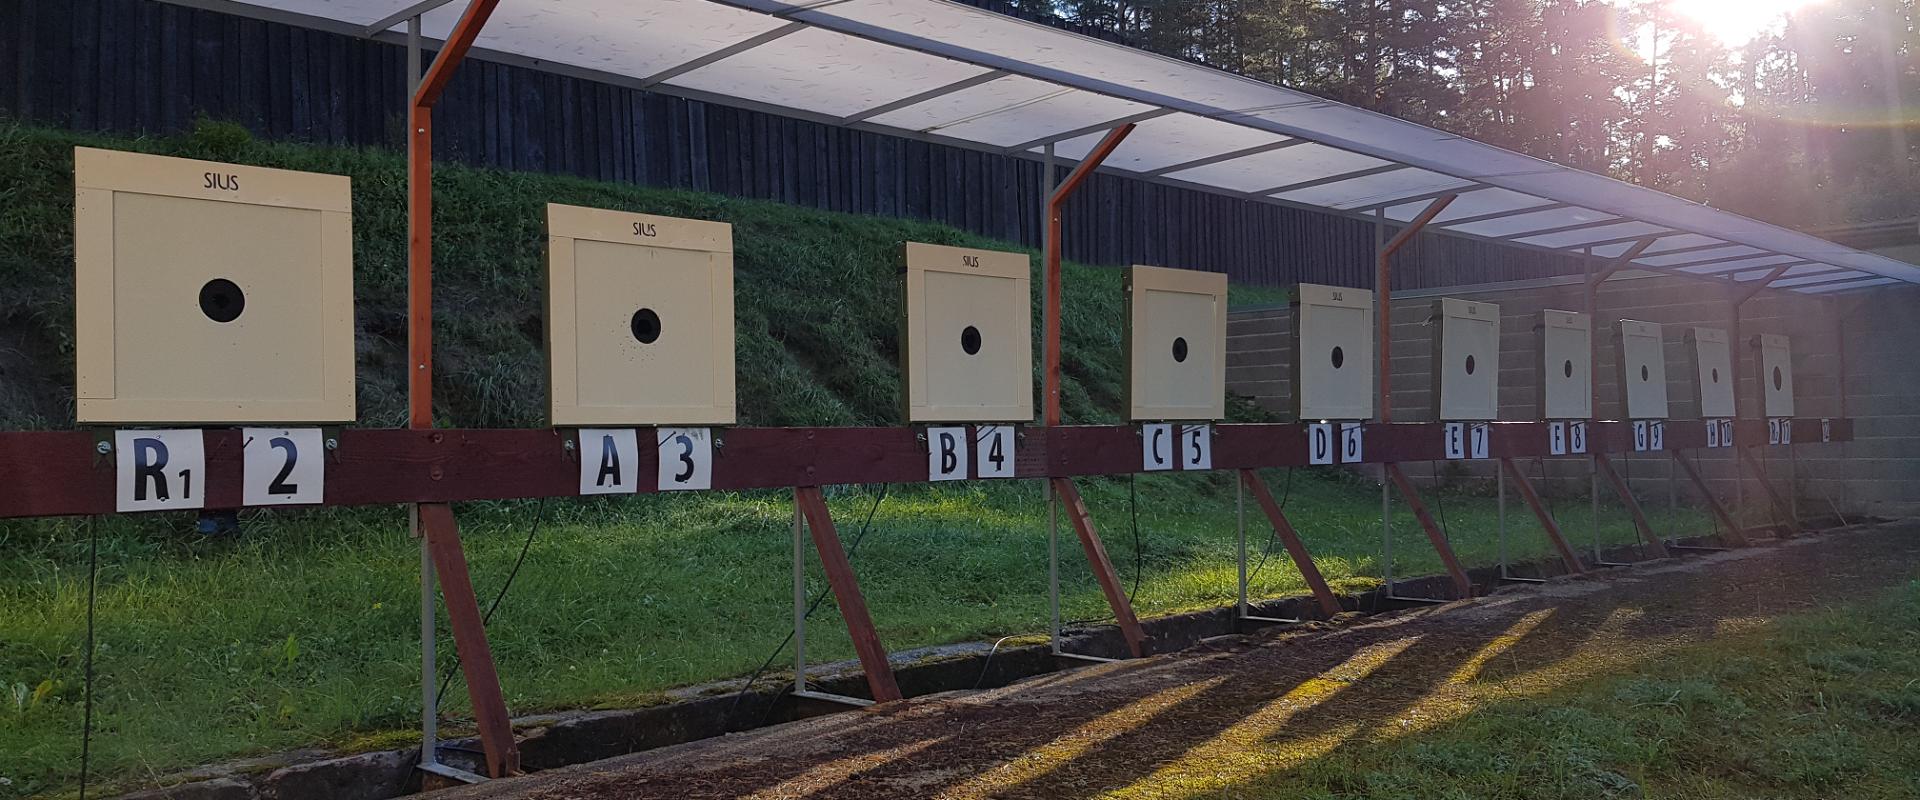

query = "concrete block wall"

[{"left": 1227, "top": 273, "right": 1919, "bottom": 517}]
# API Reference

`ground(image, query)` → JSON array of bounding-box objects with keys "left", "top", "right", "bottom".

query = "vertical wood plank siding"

[{"left": 0, "top": 0, "right": 1587, "bottom": 289}]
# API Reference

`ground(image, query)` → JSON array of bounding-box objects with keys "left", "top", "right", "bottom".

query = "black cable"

[
  {"left": 79, "top": 517, "right": 99, "bottom": 800},
  {"left": 1126, "top": 474, "right": 1142, "bottom": 603},
  {"left": 727, "top": 484, "right": 890, "bottom": 728},
  {"left": 1430, "top": 461, "right": 1453, "bottom": 544},
  {"left": 435, "top": 498, "right": 548, "bottom": 708}
]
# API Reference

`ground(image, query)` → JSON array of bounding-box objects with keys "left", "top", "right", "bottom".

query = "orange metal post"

[
  {"left": 1375, "top": 195, "right": 1455, "bottom": 421},
  {"left": 1043, "top": 124, "right": 1134, "bottom": 426},
  {"left": 406, "top": 0, "right": 516, "bottom": 779}
]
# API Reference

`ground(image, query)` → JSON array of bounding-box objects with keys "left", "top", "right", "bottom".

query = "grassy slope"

[{"left": 0, "top": 122, "right": 1668, "bottom": 797}]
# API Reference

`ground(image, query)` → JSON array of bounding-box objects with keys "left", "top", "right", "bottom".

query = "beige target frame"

[
  {"left": 1431, "top": 298, "right": 1500, "bottom": 420},
  {"left": 1291, "top": 283, "right": 1373, "bottom": 421},
  {"left": 73, "top": 147, "right": 355, "bottom": 424},
  {"left": 1614, "top": 319, "right": 1669, "bottom": 420},
  {"left": 544, "top": 203, "right": 736, "bottom": 426},
  {"left": 1125, "top": 265, "right": 1227, "bottom": 421},
  {"left": 1537, "top": 310, "right": 1591, "bottom": 420},
  {"left": 1686, "top": 327, "right": 1735, "bottom": 419},
  {"left": 901, "top": 242, "right": 1033, "bottom": 423},
  {"left": 1759, "top": 333, "right": 1795, "bottom": 418}
]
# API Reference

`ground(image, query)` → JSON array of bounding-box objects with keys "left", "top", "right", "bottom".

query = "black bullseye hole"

[
  {"left": 1563, "top": 359, "right": 1574, "bottom": 379},
  {"left": 630, "top": 308, "right": 662, "bottom": 344},
  {"left": 1711, "top": 367, "right": 1720, "bottom": 383},
  {"left": 1171, "top": 337, "right": 1189, "bottom": 363},
  {"left": 198, "top": 278, "right": 245, "bottom": 323},
  {"left": 1464, "top": 354, "right": 1477, "bottom": 375},
  {"left": 1330, "top": 346, "right": 1345, "bottom": 369},
  {"left": 1773, "top": 366, "right": 1783, "bottom": 390},
  {"left": 1641, "top": 365, "right": 1650, "bottom": 382},
  {"left": 960, "top": 325, "right": 982, "bottom": 355}
]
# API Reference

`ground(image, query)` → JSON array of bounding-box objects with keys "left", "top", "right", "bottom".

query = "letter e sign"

[
  {"left": 243, "top": 428, "right": 324, "bottom": 506},
  {"left": 579, "top": 428, "right": 640, "bottom": 495},
  {"left": 116, "top": 429, "right": 206, "bottom": 512}
]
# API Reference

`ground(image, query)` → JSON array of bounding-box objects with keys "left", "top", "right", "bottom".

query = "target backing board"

[
  {"left": 73, "top": 147, "right": 354, "bottom": 424},
  {"left": 1686, "top": 327, "right": 1735, "bottom": 419},
  {"left": 1126, "top": 265, "right": 1227, "bottom": 421},
  {"left": 1537, "top": 310, "right": 1591, "bottom": 420},
  {"left": 1759, "top": 333, "right": 1795, "bottom": 418},
  {"left": 1290, "top": 283, "right": 1373, "bottom": 421},
  {"left": 901, "top": 242, "right": 1032, "bottom": 423},
  {"left": 546, "top": 203, "right": 735, "bottom": 426},
  {"left": 1431, "top": 298, "right": 1500, "bottom": 420},
  {"left": 1614, "top": 319, "right": 1669, "bottom": 420}
]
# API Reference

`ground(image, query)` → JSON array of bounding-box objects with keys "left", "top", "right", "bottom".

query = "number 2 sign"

[{"left": 243, "top": 427, "right": 325, "bottom": 506}]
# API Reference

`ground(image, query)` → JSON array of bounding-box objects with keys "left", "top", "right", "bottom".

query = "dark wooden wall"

[{"left": 0, "top": 0, "right": 1588, "bottom": 289}]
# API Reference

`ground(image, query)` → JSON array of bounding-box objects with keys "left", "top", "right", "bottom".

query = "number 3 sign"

[{"left": 657, "top": 428, "right": 714, "bottom": 491}]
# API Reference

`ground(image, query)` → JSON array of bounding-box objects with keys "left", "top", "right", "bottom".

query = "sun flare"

[{"left": 1664, "top": 0, "right": 1829, "bottom": 46}]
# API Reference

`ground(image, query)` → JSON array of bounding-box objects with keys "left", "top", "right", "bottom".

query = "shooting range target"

[
  {"left": 1759, "top": 333, "right": 1795, "bottom": 418},
  {"left": 1290, "top": 283, "right": 1373, "bottom": 421},
  {"left": 1615, "top": 319, "right": 1670, "bottom": 420},
  {"left": 1432, "top": 298, "right": 1500, "bottom": 421},
  {"left": 901, "top": 242, "right": 1033, "bottom": 423},
  {"left": 545, "top": 203, "right": 736, "bottom": 426},
  {"left": 1126, "top": 265, "right": 1227, "bottom": 421},
  {"left": 1538, "top": 309, "right": 1591, "bottom": 420},
  {"left": 1687, "top": 327, "right": 1735, "bottom": 419},
  {"left": 72, "top": 147, "right": 355, "bottom": 424}
]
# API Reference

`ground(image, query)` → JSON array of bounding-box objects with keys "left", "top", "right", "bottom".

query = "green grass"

[
  {"left": 0, "top": 120, "right": 1687, "bottom": 796},
  {"left": 1242, "top": 580, "right": 1920, "bottom": 799}
]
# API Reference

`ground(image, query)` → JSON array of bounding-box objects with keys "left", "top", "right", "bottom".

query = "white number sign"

[
  {"left": 1569, "top": 421, "right": 1588, "bottom": 454},
  {"left": 1340, "top": 422, "right": 1365, "bottom": 463},
  {"left": 243, "top": 427, "right": 324, "bottom": 506},
  {"left": 656, "top": 427, "right": 713, "bottom": 491},
  {"left": 1180, "top": 424, "right": 1212, "bottom": 470},
  {"left": 1142, "top": 423, "right": 1174, "bottom": 471},
  {"left": 1548, "top": 421, "right": 1568, "bottom": 456},
  {"left": 579, "top": 428, "right": 640, "bottom": 495},
  {"left": 1443, "top": 422, "right": 1466, "bottom": 460},
  {"left": 975, "top": 425, "right": 1016, "bottom": 479},
  {"left": 116, "top": 429, "right": 205, "bottom": 512},
  {"left": 927, "top": 426, "right": 969, "bottom": 482},
  {"left": 1307, "top": 423, "right": 1335, "bottom": 465},
  {"left": 1470, "top": 423, "right": 1490, "bottom": 459}
]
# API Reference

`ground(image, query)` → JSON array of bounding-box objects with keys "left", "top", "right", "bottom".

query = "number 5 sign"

[{"left": 243, "top": 428, "right": 325, "bottom": 506}]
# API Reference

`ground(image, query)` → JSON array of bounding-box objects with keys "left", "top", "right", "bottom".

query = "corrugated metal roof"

[{"left": 187, "top": 0, "right": 1920, "bottom": 294}]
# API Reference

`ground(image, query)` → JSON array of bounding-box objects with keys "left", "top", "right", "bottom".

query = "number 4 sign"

[
  {"left": 243, "top": 428, "right": 325, "bottom": 506},
  {"left": 975, "top": 425, "right": 1016, "bottom": 479}
]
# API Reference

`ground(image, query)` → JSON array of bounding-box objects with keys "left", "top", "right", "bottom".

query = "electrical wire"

[
  {"left": 1065, "top": 475, "right": 1146, "bottom": 626},
  {"left": 726, "top": 484, "right": 890, "bottom": 729},
  {"left": 78, "top": 517, "right": 99, "bottom": 800},
  {"left": 1244, "top": 467, "right": 1295, "bottom": 582},
  {"left": 435, "top": 498, "right": 549, "bottom": 708}
]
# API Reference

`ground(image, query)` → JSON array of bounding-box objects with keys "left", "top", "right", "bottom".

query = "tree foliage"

[{"left": 1044, "top": 0, "right": 1919, "bottom": 226}]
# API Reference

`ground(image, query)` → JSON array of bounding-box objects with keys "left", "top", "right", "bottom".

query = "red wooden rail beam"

[
  {"left": 795, "top": 486, "right": 902, "bottom": 702},
  {"left": 1239, "top": 469, "right": 1343, "bottom": 617},
  {"left": 1592, "top": 454, "right": 1671, "bottom": 558},
  {"left": 1497, "top": 457, "right": 1584, "bottom": 574}
]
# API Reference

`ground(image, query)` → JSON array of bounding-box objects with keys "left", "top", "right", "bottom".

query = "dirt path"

[{"left": 432, "top": 522, "right": 1920, "bottom": 800}]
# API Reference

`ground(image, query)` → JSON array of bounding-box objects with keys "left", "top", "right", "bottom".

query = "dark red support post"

[
  {"left": 1384, "top": 465, "right": 1474, "bottom": 597},
  {"left": 1593, "top": 454, "right": 1671, "bottom": 558},
  {"left": 406, "top": 0, "right": 518, "bottom": 778},
  {"left": 1052, "top": 478, "right": 1147, "bottom": 657},
  {"left": 1497, "top": 457, "right": 1585, "bottom": 574},
  {"left": 1239, "top": 470, "right": 1343, "bottom": 617},
  {"left": 795, "top": 486, "right": 902, "bottom": 702},
  {"left": 1672, "top": 451, "right": 1748, "bottom": 545},
  {"left": 1737, "top": 446, "right": 1797, "bottom": 534}
]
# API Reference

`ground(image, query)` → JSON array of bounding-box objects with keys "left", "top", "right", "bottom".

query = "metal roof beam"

[
  {"left": 1800, "top": 277, "right": 1902, "bottom": 293},
  {"left": 1143, "top": 138, "right": 1310, "bottom": 177},
  {"left": 1497, "top": 215, "right": 1632, "bottom": 241},
  {"left": 1557, "top": 230, "right": 1688, "bottom": 250},
  {"left": 638, "top": 22, "right": 807, "bottom": 88},
  {"left": 1732, "top": 263, "right": 1828, "bottom": 281},
  {"left": 1251, "top": 163, "right": 1410, "bottom": 196},
  {"left": 363, "top": 0, "right": 461, "bottom": 36},
  {"left": 1665, "top": 252, "right": 1801, "bottom": 271},
  {"left": 837, "top": 70, "right": 1010, "bottom": 125},
  {"left": 1004, "top": 109, "right": 1177, "bottom": 153}
]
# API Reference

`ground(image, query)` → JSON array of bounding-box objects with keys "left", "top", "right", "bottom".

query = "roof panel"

[
  {"left": 1635, "top": 245, "right": 1763, "bottom": 266},
  {"left": 665, "top": 26, "right": 991, "bottom": 118},
  {"left": 407, "top": 0, "right": 791, "bottom": 78},
  {"left": 1799, "top": 277, "right": 1900, "bottom": 293},
  {"left": 1516, "top": 220, "right": 1668, "bottom": 249},
  {"left": 1673, "top": 254, "right": 1804, "bottom": 274},
  {"left": 1276, "top": 168, "right": 1476, "bottom": 209},
  {"left": 1165, "top": 142, "right": 1389, "bottom": 194},
  {"left": 1446, "top": 206, "right": 1615, "bottom": 238},
  {"left": 1384, "top": 187, "right": 1546, "bottom": 222},
  {"left": 1043, "top": 113, "right": 1289, "bottom": 173}
]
